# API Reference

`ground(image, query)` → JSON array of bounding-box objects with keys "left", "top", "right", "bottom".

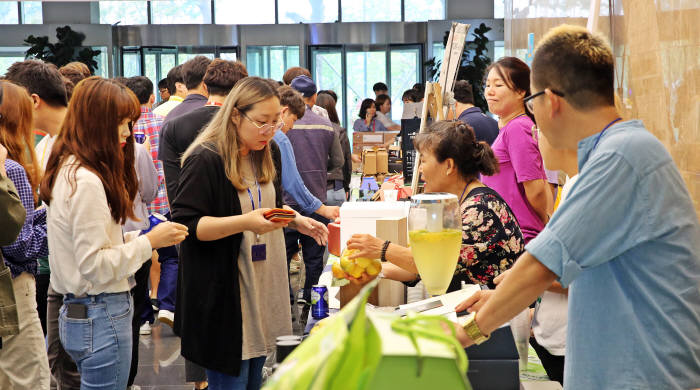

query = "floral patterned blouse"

[{"left": 448, "top": 186, "right": 524, "bottom": 291}]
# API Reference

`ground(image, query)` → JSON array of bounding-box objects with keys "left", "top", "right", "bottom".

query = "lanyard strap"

[
  {"left": 458, "top": 182, "right": 470, "bottom": 205},
  {"left": 591, "top": 117, "right": 622, "bottom": 150},
  {"left": 247, "top": 182, "right": 261, "bottom": 211}
]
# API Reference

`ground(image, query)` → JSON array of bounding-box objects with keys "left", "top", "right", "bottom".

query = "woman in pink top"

[{"left": 481, "top": 57, "right": 552, "bottom": 242}]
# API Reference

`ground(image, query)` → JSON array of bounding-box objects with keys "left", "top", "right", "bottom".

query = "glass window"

[
  {"left": 278, "top": 0, "right": 338, "bottom": 23},
  {"left": 100, "top": 1, "right": 148, "bottom": 25},
  {"left": 219, "top": 51, "right": 237, "bottom": 61},
  {"left": 21, "top": 1, "right": 42, "bottom": 24},
  {"left": 432, "top": 42, "right": 445, "bottom": 63},
  {"left": 0, "top": 47, "right": 26, "bottom": 75},
  {"left": 246, "top": 46, "right": 299, "bottom": 82},
  {"left": 494, "top": 41, "right": 505, "bottom": 62},
  {"left": 93, "top": 47, "right": 109, "bottom": 78},
  {"left": 311, "top": 48, "right": 344, "bottom": 125},
  {"left": 341, "top": 0, "right": 400, "bottom": 22},
  {"left": 152, "top": 0, "right": 212, "bottom": 24},
  {"left": 390, "top": 47, "right": 420, "bottom": 122},
  {"left": 346, "top": 51, "right": 386, "bottom": 134},
  {"left": 494, "top": 0, "right": 505, "bottom": 18},
  {"left": 122, "top": 51, "right": 141, "bottom": 77},
  {"left": 0, "top": 3, "right": 19, "bottom": 24},
  {"left": 404, "top": 0, "right": 445, "bottom": 21},
  {"left": 215, "top": 0, "right": 274, "bottom": 24},
  {"left": 177, "top": 52, "right": 215, "bottom": 65}
]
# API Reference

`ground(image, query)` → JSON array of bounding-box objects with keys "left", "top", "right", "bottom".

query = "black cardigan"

[{"left": 171, "top": 141, "right": 283, "bottom": 376}]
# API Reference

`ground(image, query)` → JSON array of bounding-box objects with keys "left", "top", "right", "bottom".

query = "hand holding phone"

[{"left": 263, "top": 208, "right": 296, "bottom": 223}]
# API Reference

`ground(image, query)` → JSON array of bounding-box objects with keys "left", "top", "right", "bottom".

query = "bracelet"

[{"left": 380, "top": 240, "right": 391, "bottom": 262}]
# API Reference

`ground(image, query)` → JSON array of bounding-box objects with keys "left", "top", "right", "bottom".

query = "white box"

[{"left": 339, "top": 201, "right": 410, "bottom": 253}]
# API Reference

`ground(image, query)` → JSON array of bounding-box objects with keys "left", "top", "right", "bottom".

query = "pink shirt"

[{"left": 482, "top": 115, "right": 546, "bottom": 242}]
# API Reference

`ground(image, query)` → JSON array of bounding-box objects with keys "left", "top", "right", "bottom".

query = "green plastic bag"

[{"left": 264, "top": 280, "right": 471, "bottom": 390}]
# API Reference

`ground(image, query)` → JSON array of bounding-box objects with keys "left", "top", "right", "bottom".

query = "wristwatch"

[{"left": 462, "top": 314, "right": 490, "bottom": 345}]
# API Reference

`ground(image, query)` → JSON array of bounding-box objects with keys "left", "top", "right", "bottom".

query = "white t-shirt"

[
  {"left": 376, "top": 111, "right": 399, "bottom": 129},
  {"left": 531, "top": 174, "right": 578, "bottom": 356}
]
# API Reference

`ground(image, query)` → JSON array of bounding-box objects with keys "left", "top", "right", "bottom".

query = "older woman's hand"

[
  {"left": 346, "top": 234, "right": 384, "bottom": 260},
  {"left": 345, "top": 270, "right": 378, "bottom": 286}
]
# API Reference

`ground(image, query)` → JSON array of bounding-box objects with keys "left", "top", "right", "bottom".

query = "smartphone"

[
  {"left": 263, "top": 208, "right": 296, "bottom": 223},
  {"left": 66, "top": 303, "right": 87, "bottom": 319}
]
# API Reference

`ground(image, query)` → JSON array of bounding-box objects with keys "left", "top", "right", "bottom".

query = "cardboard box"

[
  {"left": 376, "top": 148, "right": 388, "bottom": 173},
  {"left": 375, "top": 217, "right": 408, "bottom": 307},
  {"left": 339, "top": 202, "right": 410, "bottom": 255},
  {"left": 362, "top": 150, "right": 377, "bottom": 175}
]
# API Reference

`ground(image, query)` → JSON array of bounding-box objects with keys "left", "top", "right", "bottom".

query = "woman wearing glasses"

[
  {"left": 481, "top": 57, "right": 552, "bottom": 243},
  {"left": 172, "top": 77, "right": 326, "bottom": 390}
]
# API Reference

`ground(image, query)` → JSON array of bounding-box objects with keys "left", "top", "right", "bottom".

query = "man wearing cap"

[{"left": 286, "top": 75, "right": 343, "bottom": 308}]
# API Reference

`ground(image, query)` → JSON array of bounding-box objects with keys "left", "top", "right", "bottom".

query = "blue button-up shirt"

[
  {"left": 526, "top": 120, "right": 700, "bottom": 389},
  {"left": 273, "top": 131, "right": 322, "bottom": 215}
]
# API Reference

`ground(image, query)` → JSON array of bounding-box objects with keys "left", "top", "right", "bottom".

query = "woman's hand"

[
  {"left": 493, "top": 269, "right": 510, "bottom": 285},
  {"left": 244, "top": 208, "right": 291, "bottom": 235},
  {"left": 291, "top": 215, "right": 328, "bottom": 246},
  {"left": 146, "top": 222, "right": 188, "bottom": 249},
  {"left": 365, "top": 112, "right": 373, "bottom": 125},
  {"left": 345, "top": 270, "right": 378, "bottom": 286},
  {"left": 346, "top": 234, "right": 384, "bottom": 260}
]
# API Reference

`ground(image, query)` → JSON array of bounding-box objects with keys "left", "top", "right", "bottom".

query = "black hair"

[
  {"left": 157, "top": 78, "right": 168, "bottom": 90},
  {"left": 373, "top": 82, "right": 388, "bottom": 92},
  {"left": 123, "top": 76, "right": 153, "bottom": 105},
  {"left": 486, "top": 57, "right": 534, "bottom": 123},
  {"left": 453, "top": 80, "right": 475, "bottom": 105},
  {"left": 375, "top": 94, "right": 391, "bottom": 109},
  {"left": 412, "top": 83, "right": 425, "bottom": 100},
  {"left": 358, "top": 98, "right": 376, "bottom": 120},
  {"left": 318, "top": 89, "right": 338, "bottom": 103},
  {"left": 165, "top": 65, "right": 183, "bottom": 95},
  {"left": 414, "top": 120, "right": 499, "bottom": 179},
  {"left": 316, "top": 93, "right": 340, "bottom": 125},
  {"left": 402, "top": 89, "right": 417, "bottom": 102},
  {"left": 181, "top": 56, "right": 212, "bottom": 90}
]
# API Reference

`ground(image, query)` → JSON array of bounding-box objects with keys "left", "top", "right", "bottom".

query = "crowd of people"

[{"left": 0, "top": 23, "right": 698, "bottom": 390}]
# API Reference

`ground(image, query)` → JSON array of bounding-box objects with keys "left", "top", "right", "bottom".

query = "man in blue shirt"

[
  {"left": 454, "top": 80, "right": 499, "bottom": 145},
  {"left": 454, "top": 25, "right": 700, "bottom": 389}
]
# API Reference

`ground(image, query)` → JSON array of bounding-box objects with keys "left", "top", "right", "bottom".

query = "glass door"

[
  {"left": 389, "top": 45, "right": 421, "bottom": 122},
  {"left": 345, "top": 49, "right": 387, "bottom": 138},
  {"left": 246, "top": 46, "right": 300, "bottom": 81},
  {"left": 310, "top": 46, "right": 345, "bottom": 126},
  {"left": 143, "top": 47, "right": 177, "bottom": 102}
]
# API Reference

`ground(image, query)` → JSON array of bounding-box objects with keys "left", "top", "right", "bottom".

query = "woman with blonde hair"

[
  {"left": 40, "top": 77, "right": 188, "bottom": 390},
  {"left": 173, "top": 77, "right": 326, "bottom": 390}
]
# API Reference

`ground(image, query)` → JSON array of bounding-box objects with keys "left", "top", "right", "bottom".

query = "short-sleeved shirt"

[
  {"left": 457, "top": 106, "right": 499, "bottom": 145},
  {"left": 482, "top": 115, "right": 546, "bottom": 242},
  {"left": 526, "top": 120, "right": 700, "bottom": 389},
  {"left": 451, "top": 186, "right": 524, "bottom": 290}
]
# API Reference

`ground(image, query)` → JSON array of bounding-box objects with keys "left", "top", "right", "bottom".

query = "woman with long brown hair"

[
  {"left": 0, "top": 80, "right": 51, "bottom": 389},
  {"left": 40, "top": 77, "right": 188, "bottom": 390}
]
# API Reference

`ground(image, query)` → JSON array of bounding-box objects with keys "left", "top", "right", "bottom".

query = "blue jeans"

[
  {"left": 285, "top": 208, "right": 329, "bottom": 303},
  {"left": 59, "top": 292, "right": 133, "bottom": 390},
  {"left": 157, "top": 212, "right": 179, "bottom": 312},
  {"left": 206, "top": 357, "right": 266, "bottom": 390},
  {"left": 326, "top": 188, "right": 346, "bottom": 207}
]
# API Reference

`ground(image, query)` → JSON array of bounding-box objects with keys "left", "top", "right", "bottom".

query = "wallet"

[{"left": 263, "top": 208, "right": 296, "bottom": 223}]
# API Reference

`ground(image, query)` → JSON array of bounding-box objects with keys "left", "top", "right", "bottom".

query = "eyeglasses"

[
  {"left": 523, "top": 89, "right": 565, "bottom": 114},
  {"left": 241, "top": 112, "right": 282, "bottom": 134}
]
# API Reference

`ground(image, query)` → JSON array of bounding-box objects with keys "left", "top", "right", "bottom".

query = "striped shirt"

[{"left": 134, "top": 106, "right": 169, "bottom": 215}]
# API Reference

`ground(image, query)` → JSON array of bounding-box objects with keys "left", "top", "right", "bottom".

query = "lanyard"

[
  {"left": 205, "top": 101, "right": 222, "bottom": 107},
  {"left": 591, "top": 117, "right": 622, "bottom": 151},
  {"left": 247, "top": 181, "right": 261, "bottom": 211},
  {"left": 459, "top": 182, "right": 470, "bottom": 205}
]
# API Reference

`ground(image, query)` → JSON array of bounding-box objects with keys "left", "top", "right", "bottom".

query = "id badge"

[{"left": 252, "top": 243, "right": 267, "bottom": 262}]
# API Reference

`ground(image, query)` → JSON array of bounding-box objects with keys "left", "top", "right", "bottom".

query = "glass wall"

[
  {"left": 100, "top": 1, "right": 148, "bottom": 25},
  {"left": 215, "top": 0, "right": 275, "bottom": 24},
  {"left": 404, "top": 0, "right": 446, "bottom": 21},
  {"left": 0, "top": 2, "right": 19, "bottom": 24},
  {"left": 311, "top": 45, "right": 421, "bottom": 131},
  {"left": 0, "top": 47, "right": 26, "bottom": 75},
  {"left": 151, "top": 0, "right": 212, "bottom": 24},
  {"left": 21, "top": 1, "right": 42, "bottom": 24},
  {"left": 278, "top": 0, "right": 338, "bottom": 23},
  {"left": 246, "top": 46, "right": 299, "bottom": 81},
  {"left": 122, "top": 50, "right": 141, "bottom": 77},
  {"left": 93, "top": 47, "right": 110, "bottom": 78},
  {"left": 341, "top": 0, "right": 401, "bottom": 22}
]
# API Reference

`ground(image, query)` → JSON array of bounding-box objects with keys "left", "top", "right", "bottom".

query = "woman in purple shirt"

[{"left": 481, "top": 57, "right": 552, "bottom": 242}]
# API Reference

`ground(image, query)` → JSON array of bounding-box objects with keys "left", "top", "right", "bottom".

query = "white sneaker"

[
  {"left": 158, "top": 309, "right": 174, "bottom": 328},
  {"left": 139, "top": 322, "right": 151, "bottom": 335}
]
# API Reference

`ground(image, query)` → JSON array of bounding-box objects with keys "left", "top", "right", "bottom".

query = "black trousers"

[
  {"left": 128, "top": 259, "right": 152, "bottom": 386},
  {"left": 530, "top": 337, "right": 565, "bottom": 385},
  {"left": 35, "top": 272, "right": 50, "bottom": 336}
]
